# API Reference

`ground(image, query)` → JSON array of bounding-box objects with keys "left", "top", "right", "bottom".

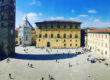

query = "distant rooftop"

[
  {"left": 89, "top": 28, "right": 110, "bottom": 33},
  {"left": 15, "top": 28, "right": 19, "bottom": 31},
  {"left": 35, "top": 20, "right": 82, "bottom": 24}
]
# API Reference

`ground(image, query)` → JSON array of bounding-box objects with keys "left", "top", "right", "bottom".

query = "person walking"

[
  {"left": 56, "top": 59, "right": 57, "bottom": 62},
  {"left": 31, "top": 64, "right": 33, "bottom": 68},
  {"left": 28, "top": 63, "right": 30, "bottom": 67},
  {"left": 9, "top": 73, "right": 11, "bottom": 79},
  {"left": 42, "top": 77, "right": 44, "bottom": 80},
  {"left": 7, "top": 57, "right": 10, "bottom": 63}
]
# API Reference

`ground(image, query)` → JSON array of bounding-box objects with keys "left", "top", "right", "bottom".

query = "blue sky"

[{"left": 16, "top": 0, "right": 110, "bottom": 28}]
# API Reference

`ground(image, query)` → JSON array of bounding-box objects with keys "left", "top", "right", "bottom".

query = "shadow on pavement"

[
  {"left": 0, "top": 57, "right": 6, "bottom": 61},
  {"left": 12, "top": 53, "right": 78, "bottom": 60}
]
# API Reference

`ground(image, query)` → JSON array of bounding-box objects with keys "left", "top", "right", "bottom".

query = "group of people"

[
  {"left": 24, "top": 47, "right": 34, "bottom": 68},
  {"left": 49, "top": 74, "right": 55, "bottom": 80},
  {"left": 41, "top": 74, "right": 55, "bottom": 80},
  {"left": 24, "top": 48, "right": 28, "bottom": 54},
  {"left": 28, "top": 63, "right": 34, "bottom": 68}
]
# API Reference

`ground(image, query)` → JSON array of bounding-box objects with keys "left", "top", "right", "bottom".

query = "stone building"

[
  {"left": 0, "top": 0, "right": 15, "bottom": 57},
  {"left": 18, "top": 17, "right": 35, "bottom": 46},
  {"left": 87, "top": 28, "right": 110, "bottom": 58},
  {"left": 35, "top": 20, "right": 81, "bottom": 48},
  {"left": 15, "top": 28, "right": 18, "bottom": 44},
  {"left": 84, "top": 28, "right": 96, "bottom": 48},
  {"left": 31, "top": 30, "right": 36, "bottom": 45}
]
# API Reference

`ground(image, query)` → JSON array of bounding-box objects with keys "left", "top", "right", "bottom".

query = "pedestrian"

[
  {"left": 49, "top": 74, "right": 51, "bottom": 78},
  {"left": 31, "top": 64, "right": 33, "bottom": 68},
  {"left": 28, "top": 63, "right": 30, "bottom": 67},
  {"left": 24, "top": 49, "right": 25, "bottom": 52},
  {"left": 56, "top": 59, "right": 57, "bottom": 62},
  {"left": 88, "top": 74, "right": 91, "bottom": 77},
  {"left": 42, "top": 77, "right": 44, "bottom": 80},
  {"left": 9, "top": 73, "right": 11, "bottom": 79},
  {"left": 27, "top": 48, "right": 28, "bottom": 51},
  {"left": 7, "top": 57, "right": 10, "bottom": 63},
  {"left": 87, "top": 58, "right": 89, "bottom": 61}
]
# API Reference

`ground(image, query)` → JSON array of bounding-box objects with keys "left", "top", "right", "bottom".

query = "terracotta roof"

[
  {"left": 35, "top": 20, "right": 82, "bottom": 24},
  {"left": 88, "top": 28, "right": 97, "bottom": 30},
  {"left": 89, "top": 28, "right": 110, "bottom": 33},
  {"left": 15, "top": 28, "right": 19, "bottom": 31}
]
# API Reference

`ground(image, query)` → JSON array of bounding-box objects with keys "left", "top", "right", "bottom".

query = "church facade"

[
  {"left": 0, "top": 0, "right": 16, "bottom": 57},
  {"left": 18, "top": 17, "right": 35, "bottom": 46}
]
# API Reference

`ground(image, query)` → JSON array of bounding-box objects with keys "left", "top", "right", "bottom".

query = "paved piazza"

[{"left": 0, "top": 46, "right": 110, "bottom": 80}]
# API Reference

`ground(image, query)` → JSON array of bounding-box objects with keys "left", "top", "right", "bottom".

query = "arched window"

[
  {"left": 76, "top": 44, "right": 77, "bottom": 46},
  {"left": 105, "top": 51, "right": 107, "bottom": 55},
  {"left": 70, "top": 24, "right": 73, "bottom": 29},
  {"left": 64, "top": 24, "right": 66, "bottom": 29},
  {"left": 102, "top": 34, "right": 103, "bottom": 38},
  {"left": 51, "top": 34, "right": 53, "bottom": 38},
  {"left": 39, "top": 34, "right": 42, "bottom": 38},
  {"left": 75, "top": 34, "right": 78, "bottom": 38},
  {"left": 75, "top": 25, "right": 78, "bottom": 29},
  {"left": 38, "top": 24, "right": 42, "bottom": 29},
  {"left": 51, "top": 24, "right": 54, "bottom": 29},
  {"left": 45, "top": 24, "right": 48, "bottom": 29},
  {"left": 57, "top": 34, "right": 60, "bottom": 38},
  {"left": 105, "top": 34, "right": 107, "bottom": 38},
  {"left": 57, "top": 24, "right": 60, "bottom": 29},
  {"left": 70, "top": 34, "right": 72, "bottom": 38},
  {"left": 64, "top": 44, "right": 66, "bottom": 47},
  {"left": 45, "top": 34, "right": 47, "bottom": 38},
  {"left": 99, "top": 34, "right": 100, "bottom": 38},
  {"left": 64, "top": 34, "right": 66, "bottom": 38}
]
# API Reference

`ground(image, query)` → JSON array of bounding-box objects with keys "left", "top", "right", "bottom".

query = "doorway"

[{"left": 47, "top": 42, "right": 50, "bottom": 47}]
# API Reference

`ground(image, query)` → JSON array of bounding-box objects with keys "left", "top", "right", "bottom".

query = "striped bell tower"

[{"left": 0, "top": 0, "right": 16, "bottom": 57}]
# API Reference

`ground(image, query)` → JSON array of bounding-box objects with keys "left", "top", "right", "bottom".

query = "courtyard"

[{"left": 0, "top": 46, "right": 110, "bottom": 80}]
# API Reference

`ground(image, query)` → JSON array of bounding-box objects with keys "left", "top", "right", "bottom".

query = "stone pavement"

[{"left": 0, "top": 46, "right": 110, "bottom": 80}]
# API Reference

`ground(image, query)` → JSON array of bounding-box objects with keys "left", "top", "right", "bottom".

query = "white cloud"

[
  {"left": 82, "top": 19, "right": 110, "bottom": 28},
  {"left": 88, "top": 10, "right": 96, "bottom": 13},
  {"left": 23, "top": 13, "right": 37, "bottom": 21},
  {"left": 94, "top": 19, "right": 110, "bottom": 27},
  {"left": 69, "top": 17, "right": 78, "bottom": 20},
  {"left": 23, "top": 12, "right": 43, "bottom": 21},
  {"left": 16, "top": 10, "right": 25, "bottom": 27},
  {"left": 38, "top": 13, "right": 43, "bottom": 16},
  {"left": 29, "top": 0, "right": 41, "bottom": 6},
  {"left": 50, "top": 17, "right": 55, "bottom": 20},
  {"left": 94, "top": 19, "right": 100, "bottom": 22},
  {"left": 79, "top": 15, "right": 88, "bottom": 17},
  {"left": 16, "top": 10, "right": 43, "bottom": 28},
  {"left": 72, "top": 9, "right": 75, "bottom": 13},
  {"left": 56, "top": 17, "right": 64, "bottom": 19},
  {"left": 29, "top": 0, "right": 36, "bottom": 5},
  {"left": 50, "top": 17, "right": 64, "bottom": 20},
  {"left": 36, "top": 1, "right": 42, "bottom": 6}
]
